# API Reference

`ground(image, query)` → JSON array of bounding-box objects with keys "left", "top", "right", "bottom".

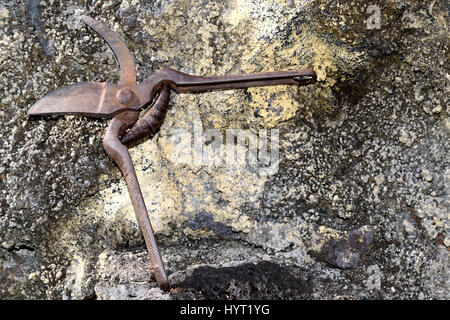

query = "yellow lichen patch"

[
  {"left": 317, "top": 225, "right": 346, "bottom": 239},
  {"left": 225, "top": 0, "right": 253, "bottom": 27},
  {"left": 307, "top": 34, "right": 365, "bottom": 86},
  {"left": 304, "top": 34, "right": 346, "bottom": 87},
  {"left": 309, "top": 225, "right": 347, "bottom": 252},
  {"left": 230, "top": 213, "right": 253, "bottom": 234},
  {"left": 256, "top": 26, "right": 363, "bottom": 87},
  {"left": 247, "top": 86, "right": 300, "bottom": 128},
  {"left": 235, "top": 25, "right": 364, "bottom": 117},
  {"left": 310, "top": 43, "right": 337, "bottom": 85}
]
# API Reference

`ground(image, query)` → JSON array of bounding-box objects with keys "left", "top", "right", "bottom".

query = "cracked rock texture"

[{"left": 0, "top": 0, "right": 448, "bottom": 299}]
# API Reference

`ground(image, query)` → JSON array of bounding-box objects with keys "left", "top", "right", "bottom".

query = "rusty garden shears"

[{"left": 28, "top": 15, "right": 317, "bottom": 291}]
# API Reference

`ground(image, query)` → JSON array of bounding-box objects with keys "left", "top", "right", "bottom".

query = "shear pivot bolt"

[{"left": 117, "top": 87, "right": 134, "bottom": 105}]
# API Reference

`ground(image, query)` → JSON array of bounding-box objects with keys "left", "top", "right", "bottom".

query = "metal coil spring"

[{"left": 121, "top": 84, "right": 171, "bottom": 145}]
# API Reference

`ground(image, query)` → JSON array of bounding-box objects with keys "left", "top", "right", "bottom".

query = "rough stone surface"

[{"left": 0, "top": 0, "right": 448, "bottom": 299}]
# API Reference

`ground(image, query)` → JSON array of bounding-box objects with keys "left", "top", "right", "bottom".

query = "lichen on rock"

[{"left": 0, "top": 0, "right": 448, "bottom": 300}]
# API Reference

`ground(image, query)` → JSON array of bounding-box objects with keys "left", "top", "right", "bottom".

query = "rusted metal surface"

[
  {"left": 102, "top": 110, "right": 170, "bottom": 291},
  {"left": 80, "top": 15, "right": 136, "bottom": 86},
  {"left": 28, "top": 15, "right": 317, "bottom": 291},
  {"left": 121, "top": 84, "right": 171, "bottom": 145},
  {"left": 28, "top": 82, "right": 131, "bottom": 118}
]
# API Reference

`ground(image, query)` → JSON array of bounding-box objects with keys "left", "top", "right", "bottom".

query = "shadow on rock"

[{"left": 173, "top": 261, "right": 313, "bottom": 299}]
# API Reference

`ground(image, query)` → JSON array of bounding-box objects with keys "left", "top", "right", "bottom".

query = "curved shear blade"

[
  {"left": 28, "top": 82, "right": 127, "bottom": 118},
  {"left": 81, "top": 15, "right": 136, "bottom": 87}
]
